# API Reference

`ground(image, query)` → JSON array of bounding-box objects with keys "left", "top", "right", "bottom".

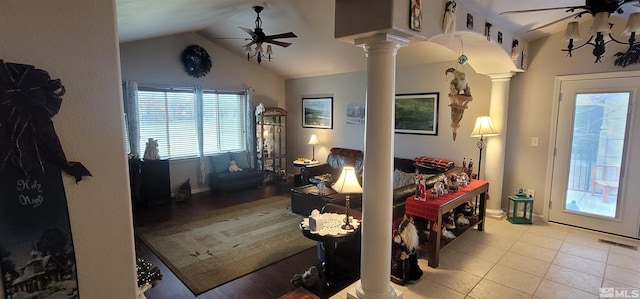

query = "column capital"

[
  {"left": 487, "top": 72, "right": 516, "bottom": 81},
  {"left": 356, "top": 33, "right": 409, "bottom": 55}
]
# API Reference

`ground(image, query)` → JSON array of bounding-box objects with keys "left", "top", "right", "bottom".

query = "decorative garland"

[{"left": 181, "top": 45, "right": 212, "bottom": 78}]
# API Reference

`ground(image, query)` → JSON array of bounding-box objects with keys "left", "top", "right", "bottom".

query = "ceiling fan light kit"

[
  {"left": 241, "top": 4, "right": 297, "bottom": 64},
  {"left": 560, "top": 1, "right": 640, "bottom": 64}
]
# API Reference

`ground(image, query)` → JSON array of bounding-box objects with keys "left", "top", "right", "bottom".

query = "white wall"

[
  {"left": 285, "top": 59, "right": 492, "bottom": 175},
  {"left": 507, "top": 16, "right": 640, "bottom": 215},
  {"left": 119, "top": 33, "right": 287, "bottom": 193},
  {"left": 0, "top": 1, "right": 136, "bottom": 297}
]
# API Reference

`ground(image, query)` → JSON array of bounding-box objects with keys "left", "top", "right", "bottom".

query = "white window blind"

[
  {"left": 133, "top": 86, "right": 247, "bottom": 160},
  {"left": 202, "top": 91, "right": 246, "bottom": 154},
  {"left": 137, "top": 88, "right": 197, "bottom": 159}
]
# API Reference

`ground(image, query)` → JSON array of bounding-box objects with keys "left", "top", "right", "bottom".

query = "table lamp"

[
  {"left": 470, "top": 116, "right": 498, "bottom": 180},
  {"left": 333, "top": 166, "right": 362, "bottom": 230},
  {"left": 308, "top": 134, "right": 319, "bottom": 161}
]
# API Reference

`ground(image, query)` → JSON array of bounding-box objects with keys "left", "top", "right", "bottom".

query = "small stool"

[{"left": 507, "top": 196, "right": 533, "bottom": 224}]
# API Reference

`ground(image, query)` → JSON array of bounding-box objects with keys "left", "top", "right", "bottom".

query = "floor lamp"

[
  {"left": 471, "top": 116, "right": 498, "bottom": 180},
  {"left": 308, "top": 134, "right": 319, "bottom": 161}
]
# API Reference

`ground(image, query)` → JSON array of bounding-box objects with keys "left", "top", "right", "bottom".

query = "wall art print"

[
  {"left": 410, "top": 0, "right": 422, "bottom": 31},
  {"left": 395, "top": 93, "right": 439, "bottom": 135},
  {"left": 302, "top": 97, "right": 333, "bottom": 129},
  {"left": 346, "top": 104, "right": 365, "bottom": 125},
  {"left": 1, "top": 162, "right": 79, "bottom": 298}
]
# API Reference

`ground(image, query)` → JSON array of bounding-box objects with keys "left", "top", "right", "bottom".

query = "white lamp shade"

[
  {"left": 623, "top": 12, "right": 640, "bottom": 36},
  {"left": 266, "top": 45, "right": 273, "bottom": 55},
  {"left": 256, "top": 43, "right": 263, "bottom": 52},
  {"left": 471, "top": 116, "right": 498, "bottom": 137},
  {"left": 308, "top": 134, "right": 319, "bottom": 145},
  {"left": 590, "top": 12, "right": 611, "bottom": 35},
  {"left": 333, "top": 166, "right": 362, "bottom": 194},
  {"left": 563, "top": 21, "right": 582, "bottom": 42}
]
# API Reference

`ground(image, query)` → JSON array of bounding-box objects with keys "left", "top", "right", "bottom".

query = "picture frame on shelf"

[
  {"left": 302, "top": 97, "right": 333, "bottom": 129},
  {"left": 394, "top": 92, "right": 439, "bottom": 135}
]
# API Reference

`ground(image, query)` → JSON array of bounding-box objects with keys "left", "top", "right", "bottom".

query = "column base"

[
  {"left": 485, "top": 208, "right": 505, "bottom": 219},
  {"left": 346, "top": 280, "right": 403, "bottom": 299}
]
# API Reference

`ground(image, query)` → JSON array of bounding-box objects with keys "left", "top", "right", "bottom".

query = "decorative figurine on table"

[
  {"left": 415, "top": 174, "right": 429, "bottom": 200},
  {"left": 457, "top": 172, "right": 470, "bottom": 186},
  {"left": 434, "top": 181, "right": 447, "bottom": 197}
]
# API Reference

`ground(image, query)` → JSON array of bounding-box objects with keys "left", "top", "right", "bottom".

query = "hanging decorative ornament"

[
  {"left": 446, "top": 67, "right": 473, "bottom": 141},
  {"left": 457, "top": 54, "right": 468, "bottom": 65},
  {"left": 446, "top": 40, "right": 472, "bottom": 141}
]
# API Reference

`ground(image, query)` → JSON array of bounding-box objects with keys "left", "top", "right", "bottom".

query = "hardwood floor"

[{"left": 134, "top": 180, "right": 345, "bottom": 299}]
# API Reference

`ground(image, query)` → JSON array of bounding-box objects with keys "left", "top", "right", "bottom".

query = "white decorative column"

[
  {"left": 484, "top": 72, "right": 514, "bottom": 217},
  {"left": 348, "top": 33, "right": 408, "bottom": 299}
]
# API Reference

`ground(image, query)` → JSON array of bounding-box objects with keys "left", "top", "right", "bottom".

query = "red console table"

[{"left": 405, "top": 180, "right": 488, "bottom": 268}]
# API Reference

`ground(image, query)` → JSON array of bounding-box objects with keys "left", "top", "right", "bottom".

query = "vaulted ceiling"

[{"left": 116, "top": 0, "right": 640, "bottom": 78}]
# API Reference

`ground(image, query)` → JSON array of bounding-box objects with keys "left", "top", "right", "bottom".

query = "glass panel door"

[
  {"left": 549, "top": 74, "right": 640, "bottom": 238},
  {"left": 564, "top": 92, "right": 628, "bottom": 218}
]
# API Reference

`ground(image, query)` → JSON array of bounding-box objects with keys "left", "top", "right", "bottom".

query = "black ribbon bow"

[{"left": 0, "top": 60, "right": 91, "bottom": 182}]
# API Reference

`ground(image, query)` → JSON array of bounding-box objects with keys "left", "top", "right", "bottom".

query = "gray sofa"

[{"left": 208, "top": 151, "right": 263, "bottom": 193}]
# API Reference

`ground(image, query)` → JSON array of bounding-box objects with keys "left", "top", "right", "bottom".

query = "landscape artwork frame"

[
  {"left": 346, "top": 103, "right": 365, "bottom": 125},
  {"left": 394, "top": 92, "right": 439, "bottom": 135},
  {"left": 302, "top": 97, "right": 333, "bottom": 129}
]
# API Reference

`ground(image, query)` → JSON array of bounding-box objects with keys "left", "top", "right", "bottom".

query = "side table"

[{"left": 300, "top": 214, "right": 360, "bottom": 289}]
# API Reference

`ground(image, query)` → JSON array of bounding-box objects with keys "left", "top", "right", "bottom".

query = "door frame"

[{"left": 544, "top": 71, "right": 640, "bottom": 235}]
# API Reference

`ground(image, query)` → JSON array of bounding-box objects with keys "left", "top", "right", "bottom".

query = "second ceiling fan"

[{"left": 501, "top": 0, "right": 640, "bottom": 32}]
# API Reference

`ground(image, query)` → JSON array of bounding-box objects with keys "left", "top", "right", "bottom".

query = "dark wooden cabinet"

[{"left": 130, "top": 159, "right": 171, "bottom": 211}]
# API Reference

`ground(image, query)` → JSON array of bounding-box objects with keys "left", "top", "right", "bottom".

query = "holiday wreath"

[{"left": 181, "top": 45, "right": 212, "bottom": 78}]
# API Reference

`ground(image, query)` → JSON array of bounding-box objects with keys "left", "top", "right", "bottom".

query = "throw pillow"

[
  {"left": 393, "top": 169, "right": 415, "bottom": 189},
  {"left": 211, "top": 153, "right": 231, "bottom": 173},
  {"left": 231, "top": 151, "right": 250, "bottom": 169}
]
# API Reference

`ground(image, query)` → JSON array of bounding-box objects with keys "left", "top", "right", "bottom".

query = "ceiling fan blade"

[
  {"left": 242, "top": 41, "right": 256, "bottom": 48},
  {"left": 500, "top": 6, "right": 584, "bottom": 15},
  {"left": 265, "top": 40, "right": 292, "bottom": 48},
  {"left": 239, "top": 27, "right": 258, "bottom": 39},
  {"left": 265, "top": 32, "right": 297, "bottom": 40},
  {"left": 526, "top": 12, "right": 583, "bottom": 32}
]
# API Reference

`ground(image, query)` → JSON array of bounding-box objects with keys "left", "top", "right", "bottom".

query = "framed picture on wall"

[
  {"left": 346, "top": 103, "right": 365, "bottom": 125},
  {"left": 395, "top": 92, "right": 439, "bottom": 135},
  {"left": 302, "top": 97, "right": 333, "bottom": 129}
]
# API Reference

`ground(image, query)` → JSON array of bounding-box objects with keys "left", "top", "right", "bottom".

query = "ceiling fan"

[
  {"left": 500, "top": 0, "right": 640, "bottom": 32},
  {"left": 240, "top": 4, "right": 297, "bottom": 63}
]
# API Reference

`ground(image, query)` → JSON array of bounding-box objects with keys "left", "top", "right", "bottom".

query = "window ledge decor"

[{"left": 181, "top": 45, "right": 212, "bottom": 78}]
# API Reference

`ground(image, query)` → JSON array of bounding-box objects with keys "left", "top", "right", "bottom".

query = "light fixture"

[
  {"left": 333, "top": 166, "right": 362, "bottom": 230},
  {"left": 308, "top": 134, "right": 319, "bottom": 161},
  {"left": 246, "top": 43, "right": 272, "bottom": 64},
  {"left": 563, "top": 12, "right": 640, "bottom": 63},
  {"left": 241, "top": 4, "right": 296, "bottom": 64},
  {"left": 471, "top": 116, "right": 498, "bottom": 180}
]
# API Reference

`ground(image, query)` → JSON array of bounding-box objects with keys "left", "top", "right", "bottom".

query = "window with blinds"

[
  {"left": 136, "top": 87, "right": 246, "bottom": 159},
  {"left": 202, "top": 91, "right": 247, "bottom": 154}
]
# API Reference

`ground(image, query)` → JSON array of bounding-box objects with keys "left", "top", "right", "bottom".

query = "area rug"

[{"left": 136, "top": 196, "right": 316, "bottom": 295}]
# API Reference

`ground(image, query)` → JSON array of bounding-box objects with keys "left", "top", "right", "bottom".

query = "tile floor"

[{"left": 331, "top": 218, "right": 640, "bottom": 299}]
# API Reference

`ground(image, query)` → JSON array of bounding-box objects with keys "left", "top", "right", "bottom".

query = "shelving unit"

[{"left": 256, "top": 107, "right": 287, "bottom": 182}]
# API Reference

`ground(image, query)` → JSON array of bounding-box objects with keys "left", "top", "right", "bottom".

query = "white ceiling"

[{"left": 116, "top": 0, "right": 640, "bottom": 79}]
